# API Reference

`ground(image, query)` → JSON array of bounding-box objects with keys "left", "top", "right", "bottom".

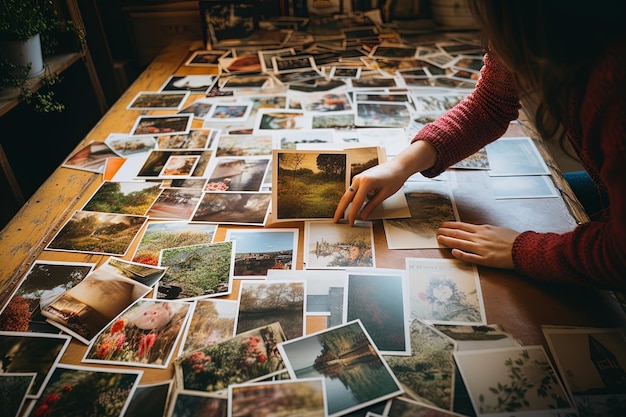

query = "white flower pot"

[{"left": 0, "top": 33, "right": 45, "bottom": 78}]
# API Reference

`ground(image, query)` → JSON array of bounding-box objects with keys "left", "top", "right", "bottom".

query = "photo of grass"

[
  {"left": 24, "top": 364, "right": 141, "bottom": 417},
  {"left": 383, "top": 319, "right": 457, "bottom": 410},
  {"left": 157, "top": 241, "right": 234, "bottom": 300},
  {"left": 45, "top": 211, "right": 148, "bottom": 256},
  {"left": 131, "top": 221, "right": 217, "bottom": 266},
  {"left": 273, "top": 149, "right": 348, "bottom": 220},
  {"left": 82, "top": 181, "right": 162, "bottom": 215}
]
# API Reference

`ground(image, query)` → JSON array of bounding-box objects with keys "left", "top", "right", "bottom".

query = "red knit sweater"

[{"left": 412, "top": 39, "right": 626, "bottom": 289}]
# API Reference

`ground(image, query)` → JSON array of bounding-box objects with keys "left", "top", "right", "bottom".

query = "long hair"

[{"left": 467, "top": 0, "right": 625, "bottom": 140}]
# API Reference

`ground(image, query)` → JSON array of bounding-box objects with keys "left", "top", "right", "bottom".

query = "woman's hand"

[
  {"left": 333, "top": 161, "right": 408, "bottom": 225},
  {"left": 437, "top": 221, "right": 520, "bottom": 269}
]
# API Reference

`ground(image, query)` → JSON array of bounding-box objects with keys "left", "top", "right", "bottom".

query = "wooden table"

[{"left": 1, "top": 39, "right": 624, "bottom": 386}]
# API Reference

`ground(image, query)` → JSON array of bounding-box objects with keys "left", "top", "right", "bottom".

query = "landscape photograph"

[{"left": 82, "top": 181, "right": 163, "bottom": 215}]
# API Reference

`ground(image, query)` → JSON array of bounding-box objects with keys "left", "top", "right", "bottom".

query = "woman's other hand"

[{"left": 437, "top": 221, "right": 520, "bottom": 269}]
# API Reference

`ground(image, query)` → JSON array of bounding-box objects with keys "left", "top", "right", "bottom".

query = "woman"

[{"left": 334, "top": 1, "right": 626, "bottom": 289}]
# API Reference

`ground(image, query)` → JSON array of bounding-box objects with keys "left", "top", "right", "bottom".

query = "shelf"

[{"left": 0, "top": 52, "right": 82, "bottom": 118}]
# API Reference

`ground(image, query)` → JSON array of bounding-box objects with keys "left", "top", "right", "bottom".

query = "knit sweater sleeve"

[
  {"left": 411, "top": 52, "right": 521, "bottom": 177},
  {"left": 512, "top": 39, "right": 626, "bottom": 290}
]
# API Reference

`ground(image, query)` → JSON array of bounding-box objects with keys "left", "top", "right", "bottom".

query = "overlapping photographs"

[
  {"left": 134, "top": 150, "right": 213, "bottom": 180},
  {"left": 22, "top": 364, "right": 142, "bottom": 417},
  {"left": 383, "top": 319, "right": 457, "bottom": 410},
  {"left": 355, "top": 101, "right": 412, "bottom": 128},
  {"left": 344, "top": 270, "right": 410, "bottom": 355},
  {"left": 146, "top": 188, "right": 204, "bottom": 220},
  {"left": 215, "top": 134, "right": 274, "bottom": 157},
  {"left": 288, "top": 91, "right": 353, "bottom": 113},
  {"left": 0, "top": 260, "right": 95, "bottom": 333},
  {"left": 405, "top": 258, "right": 486, "bottom": 326},
  {"left": 131, "top": 221, "right": 217, "bottom": 266},
  {"left": 45, "top": 210, "right": 148, "bottom": 256},
  {"left": 184, "top": 49, "right": 228, "bottom": 67},
  {"left": 278, "top": 320, "right": 403, "bottom": 417},
  {"left": 155, "top": 129, "right": 214, "bottom": 150},
  {"left": 40, "top": 258, "right": 165, "bottom": 344},
  {"left": 206, "top": 157, "right": 270, "bottom": 192},
  {"left": 104, "top": 133, "right": 156, "bottom": 158},
  {"left": 83, "top": 299, "right": 192, "bottom": 368},
  {"left": 542, "top": 325, "right": 626, "bottom": 416},
  {"left": 156, "top": 241, "right": 235, "bottom": 301},
  {"left": 62, "top": 141, "right": 119, "bottom": 173},
  {"left": 225, "top": 228, "right": 298, "bottom": 278},
  {"left": 175, "top": 322, "right": 287, "bottom": 395},
  {"left": 304, "top": 220, "right": 375, "bottom": 269},
  {"left": 0, "top": 331, "right": 71, "bottom": 398}
]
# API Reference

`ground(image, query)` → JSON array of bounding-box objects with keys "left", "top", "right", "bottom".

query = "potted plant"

[{"left": 0, "top": 0, "right": 83, "bottom": 111}]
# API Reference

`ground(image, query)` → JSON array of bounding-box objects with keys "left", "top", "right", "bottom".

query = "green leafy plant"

[{"left": 0, "top": 0, "right": 85, "bottom": 112}]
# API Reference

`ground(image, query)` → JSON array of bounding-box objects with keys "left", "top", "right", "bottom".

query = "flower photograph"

[
  {"left": 23, "top": 364, "right": 142, "bottom": 417},
  {"left": 84, "top": 299, "right": 191, "bottom": 368},
  {"left": 175, "top": 322, "right": 286, "bottom": 393}
]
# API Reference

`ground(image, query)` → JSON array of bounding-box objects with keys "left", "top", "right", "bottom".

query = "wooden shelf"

[{"left": 0, "top": 52, "right": 83, "bottom": 118}]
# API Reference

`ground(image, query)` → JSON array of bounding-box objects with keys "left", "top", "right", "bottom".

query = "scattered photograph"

[
  {"left": 0, "top": 373, "right": 35, "bottom": 417},
  {"left": 81, "top": 181, "right": 162, "bottom": 215},
  {"left": 383, "top": 319, "right": 457, "bottom": 410},
  {"left": 0, "top": 260, "right": 95, "bottom": 333},
  {"left": 130, "top": 114, "right": 193, "bottom": 136},
  {"left": 355, "top": 101, "right": 412, "bottom": 128},
  {"left": 278, "top": 320, "right": 403, "bottom": 417},
  {"left": 258, "top": 47, "right": 296, "bottom": 73},
  {"left": 191, "top": 192, "right": 271, "bottom": 225},
  {"left": 383, "top": 181, "right": 459, "bottom": 249},
  {"left": 329, "top": 66, "right": 361, "bottom": 78},
  {"left": 236, "top": 280, "right": 305, "bottom": 340},
  {"left": 167, "top": 390, "right": 228, "bottom": 417},
  {"left": 220, "top": 75, "right": 269, "bottom": 90},
  {"left": 185, "top": 49, "right": 228, "bottom": 66},
  {"left": 127, "top": 91, "right": 189, "bottom": 110},
  {"left": 135, "top": 149, "right": 213, "bottom": 179},
  {"left": 542, "top": 325, "right": 626, "bottom": 417},
  {"left": 179, "top": 299, "right": 237, "bottom": 356},
  {"left": 453, "top": 346, "right": 574, "bottom": 417},
  {"left": 304, "top": 220, "right": 374, "bottom": 269},
  {"left": 273, "top": 69, "right": 325, "bottom": 85},
  {"left": 156, "top": 241, "right": 235, "bottom": 300},
  {"left": 215, "top": 134, "right": 274, "bottom": 157},
  {"left": 273, "top": 149, "right": 348, "bottom": 220},
  {"left": 175, "top": 322, "right": 287, "bottom": 394},
  {"left": 22, "top": 364, "right": 142, "bottom": 417},
  {"left": 344, "top": 270, "right": 410, "bottom": 355},
  {"left": 124, "top": 380, "right": 173, "bottom": 417},
  {"left": 276, "top": 129, "right": 335, "bottom": 150},
  {"left": 62, "top": 141, "right": 119, "bottom": 173},
  {"left": 40, "top": 258, "right": 161, "bottom": 344},
  {"left": 83, "top": 299, "right": 192, "bottom": 368},
  {"left": 178, "top": 99, "right": 214, "bottom": 120},
  {"left": 411, "top": 93, "right": 467, "bottom": 114},
  {"left": 205, "top": 102, "right": 253, "bottom": 122},
  {"left": 490, "top": 175, "right": 559, "bottom": 199},
  {"left": 486, "top": 136, "right": 550, "bottom": 176},
  {"left": 159, "top": 155, "right": 200, "bottom": 178},
  {"left": 155, "top": 129, "right": 213, "bottom": 150},
  {"left": 288, "top": 91, "right": 353, "bottom": 113},
  {"left": 226, "top": 228, "right": 298, "bottom": 278},
  {"left": 350, "top": 77, "right": 398, "bottom": 89},
  {"left": 405, "top": 257, "right": 486, "bottom": 326},
  {"left": 45, "top": 210, "right": 148, "bottom": 256},
  {"left": 311, "top": 112, "right": 355, "bottom": 130},
  {"left": 229, "top": 378, "right": 326, "bottom": 417},
  {"left": 257, "top": 110, "right": 310, "bottom": 131},
  {"left": 145, "top": 188, "right": 203, "bottom": 220},
  {"left": 0, "top": 331, "right": 71, "bottom": 398},
  {"left": 206, "top": 157, "right": 270, "bottom": 192},
  {"left": 160, "top": 75, "right": 215, "bottom": 92},
  {"left": 272, "top": 54, "right": 316, "bottom": 73},
  {"left": 131, "top": 221, "right": 216, "bottom": 266},
  {"left": 452, "top": 147, "right": 490, "bottom": 169},
  {"left": 434, "top": 324, "right": 521, "bottom": 351},
  {"left": 104, "top": 133, "right": 156, "bottom": 158}
]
